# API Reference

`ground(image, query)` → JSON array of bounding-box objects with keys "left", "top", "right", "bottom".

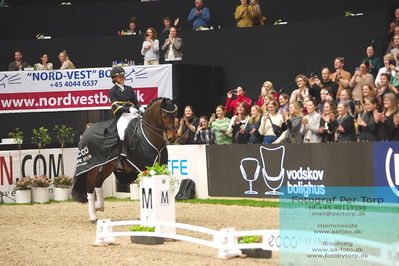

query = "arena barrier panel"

[
  {"left": 0, "top": 147, "right": 78, "bottom": 203},
  {"left": 204, "top": 142, "right": 399, "bottom": 198},
  {"left": 167, "top": 144, "right": 209, "bottom": 199}
]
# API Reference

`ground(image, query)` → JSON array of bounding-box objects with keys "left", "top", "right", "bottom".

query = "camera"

[
  {"left": 229, "top": 89, "right": 238, "bottom": 94},
  {"left": 309, "top": 73, "right": 319, "bottom": 79}
]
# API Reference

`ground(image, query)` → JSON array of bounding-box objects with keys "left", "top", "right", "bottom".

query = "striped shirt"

[{"left": 209, "top": 118, "right": 232, "bottom": 144}]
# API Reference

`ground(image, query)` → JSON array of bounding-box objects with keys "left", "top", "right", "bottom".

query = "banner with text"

[
  {"left": 206, "top": 143, "right": 375, "bottom": 198},
  {"left": 0, "top": 148, "right": 78, "bottom": 203},
  {"left": 0, "top": 65, "right": 172, "bottom": 113}
]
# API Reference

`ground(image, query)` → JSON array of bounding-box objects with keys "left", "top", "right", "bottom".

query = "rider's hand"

[
  {"left": 139, "top": 106, "right": 145, "bottom": 114},
  {"left": 130, "top": 107, "right": 139, "bottom": 115}
]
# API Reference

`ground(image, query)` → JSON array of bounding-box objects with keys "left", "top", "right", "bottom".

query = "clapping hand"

[
  {"left": 357, "top": 117, "right": 366, "bottom": 127},
  {"left": 393, "top": 113, "right": 399, "bottom": 127},
  {"left": 174, "top": 17, "right": 180, "bottom": 25}
]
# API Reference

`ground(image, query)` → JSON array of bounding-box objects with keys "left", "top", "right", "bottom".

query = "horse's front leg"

[
  {"left": 95, "top": 161, "right": 117, "bottom": 212},
  {"left": 85, "top": 174, "right": 98, "bottom": 223}
]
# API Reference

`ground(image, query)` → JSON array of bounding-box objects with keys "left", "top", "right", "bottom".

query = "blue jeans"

[{"left": 263, "top": 135, "right": 277, "bottom": 144}]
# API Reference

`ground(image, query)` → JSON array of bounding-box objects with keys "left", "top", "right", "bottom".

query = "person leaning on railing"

[
  {"left": 375, "top": 92, "right": 398, "bottom": 141},
  {"left": 141, "top": 27, "right": 160, "bottom": 65},
  {"left": 318, "top": 101, "right": 338, "bottom": 143},
  {"left": 177, "top": 105, "right": 199, "bottom": 145},
  {"left": 209, "top": 105, "right": 232, "bottom": 144},
  {"left": 58, "top": 50, "right": 76, "bottom": 69},
  {"left": 300, "top": 97, "right": 322, "bottom": 143},
  {"left": 273, "top": 102, "right": 303, "bottom": 144},
  {"left": 357, "top": 97, "right": 379, "bottom": 141},
  {"left": 235, "top": 0, "right": 254, "bottom": 28},
  {"left": 245, "top": 105, "right": 263, "bottom": 144},
  {"left": 161, "top": 27, "right": 183, "bottom": 63},
  {"left": 336, "top": 101, "right": 356, "bottom": 142},
  {"left": 227, "top": 101, "right": 250, "bottom": 144},
  {"left": 36, "top": 54, "right": 53, "bottom": 70}
]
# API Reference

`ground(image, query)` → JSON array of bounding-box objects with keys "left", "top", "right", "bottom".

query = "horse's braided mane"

[
  {"left": 146, "top": 97, "right": 175, "bottom": 112},
  {"left": 146, "top": 97, "right": 164, "bottom": 109}
]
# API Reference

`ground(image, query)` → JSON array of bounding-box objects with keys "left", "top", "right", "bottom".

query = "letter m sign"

[{"left": 142, "top": 188, "right": 152, "bottom": 209}]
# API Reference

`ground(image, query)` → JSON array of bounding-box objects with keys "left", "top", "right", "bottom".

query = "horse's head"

[
  {"left": 159, "top": 98, "right": 178, "bottom": 144},
  {"left": 144, "top": 97, "right": 178, "bottom": 145}
]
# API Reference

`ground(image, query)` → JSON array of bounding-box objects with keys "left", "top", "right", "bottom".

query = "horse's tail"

[{"left": 71, "top": 173, "right": 88, "bottom": 203}]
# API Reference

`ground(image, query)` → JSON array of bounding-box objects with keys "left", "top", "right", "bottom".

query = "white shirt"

[
  {"left": 300, "top": 111, "right": 321, "bottom": 143},
  {"left": 375, "top": 66, "right": 398, "bottom": 86},
  {"left": 259, "top": 113, "right": 284, "bottom": 136}
]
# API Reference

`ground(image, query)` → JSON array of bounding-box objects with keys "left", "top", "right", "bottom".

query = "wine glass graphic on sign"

[
  {"left": 240, "top": 158, "right": 260, "bottom": 195},
  {"left": 260, "top": 145, "right": 285, "bottom": 195}
]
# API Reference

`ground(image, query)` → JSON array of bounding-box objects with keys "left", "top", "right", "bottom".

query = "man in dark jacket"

[{"left": 109, "top": 65, "right": 145, "bottom": 170}]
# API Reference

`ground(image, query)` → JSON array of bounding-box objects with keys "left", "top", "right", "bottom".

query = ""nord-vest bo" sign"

[{"left": 140, "top": 175, "right": 176, "bottom": 234}]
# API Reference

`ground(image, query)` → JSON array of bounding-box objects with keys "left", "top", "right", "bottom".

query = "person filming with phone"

[{"left": 225, "top": 86, "right": 252, "bottom": 115}]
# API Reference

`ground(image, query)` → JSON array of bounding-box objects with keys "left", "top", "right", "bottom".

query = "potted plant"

[
  {"left": 136, "top": 162, "right": 176, "bottom": 188},
  {"left": 53, "top": 125, "right": 75, "bottom": 175},
  {"left": 238, "top": 235, "right": 272, "bottom": 258},
  {"left": 31, "top": 127, "right": 51, "bottom": 175},
  {"left": 52, "top": 175, "right": 73, "bottom": 201},
  {"left": 31, "top": 175, "right": 51, "bottom": 203},
  {"left": 8, "top": 127, "right": 24, "bottom": 180},
  {"left": 14, "top": 177, "right": 32, "bottom": 204},
  {"left": 129, "top": 225, "right": 164, "bottom": 245}
]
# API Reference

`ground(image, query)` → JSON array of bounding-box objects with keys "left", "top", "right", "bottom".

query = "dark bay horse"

[{"left": 72, "top": 97, "right": 177, "bottom": 222}]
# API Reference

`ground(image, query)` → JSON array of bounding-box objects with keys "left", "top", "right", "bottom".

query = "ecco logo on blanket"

[{"left": 76, "top": 146, "right": 92, "bottom": 166}]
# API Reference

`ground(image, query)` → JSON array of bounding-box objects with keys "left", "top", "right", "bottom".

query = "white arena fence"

[
  {"left": 95, "top": 219, "right": 399, "bottom": 262},
  {"left": 95, "top": 219, "right": 277, "bottom": 259}
]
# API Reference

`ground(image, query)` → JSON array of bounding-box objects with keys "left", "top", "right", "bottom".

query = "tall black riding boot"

[{"left": 116, "top": 140, "right": 124, "bottom": 172}]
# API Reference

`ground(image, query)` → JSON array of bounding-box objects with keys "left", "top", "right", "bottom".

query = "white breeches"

[{"left": 117, "top": 108, "right": 139, "bottom": 141}]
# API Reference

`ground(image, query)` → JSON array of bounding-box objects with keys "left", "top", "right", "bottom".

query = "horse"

[{"left": 72, "top": 97, "right": 177, "bottom": 222}]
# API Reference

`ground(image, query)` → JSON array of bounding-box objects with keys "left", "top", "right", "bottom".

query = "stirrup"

[{"left": 116, "top": 159, "right": 124, "bottom": 172}]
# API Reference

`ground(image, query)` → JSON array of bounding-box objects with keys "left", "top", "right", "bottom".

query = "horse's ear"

[
  {"left": 160, "top": 98, "right": 167, "bottom": 110},
  {"left": 172, "top": 97, "right": 178, "bottom": 105}
]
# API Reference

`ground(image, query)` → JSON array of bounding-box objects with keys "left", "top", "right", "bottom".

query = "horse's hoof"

[
  {"left": 90, "top": 219, "right": 98, "bottom": 224},
  {"left": 95, "top": 207, "right": 104, "bottom": 212}
]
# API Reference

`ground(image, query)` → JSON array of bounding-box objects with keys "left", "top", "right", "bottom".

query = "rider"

[{"left": 109, "top": 65, "right": 145, "bottom": 171}]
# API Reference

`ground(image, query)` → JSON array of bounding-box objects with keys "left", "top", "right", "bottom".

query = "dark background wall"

[{"left": 0, "top": 0, "right": 396, "bottom": 38}]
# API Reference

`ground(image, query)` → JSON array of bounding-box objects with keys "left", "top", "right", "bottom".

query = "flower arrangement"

[
  {"left": 53, "top": 175, "right": 73, "bottom": 188},
  {"left": 129, "top": 225, "right": 155, "bottom": 232},
  {"left": 14, "top": 177, "right": 32, "bottom": 191},
  {"left": 138, "top": 162, "right": 170, "bottom": 178},
  {"left": 238, "top": 235, "right": 262, "bottom": 244},
  {"left": 31, "top": 175, "right": 51, "bottom": 188},
  {"left": 135, "top": 162, "right": 176, "bottom": 191}
]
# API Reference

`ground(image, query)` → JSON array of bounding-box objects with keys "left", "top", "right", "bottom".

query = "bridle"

[{"left": 141, "top": 103, "right": 178, "bottom": 139}]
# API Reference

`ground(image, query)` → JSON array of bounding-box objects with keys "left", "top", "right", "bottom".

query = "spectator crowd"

[{"left": 174, "top": 6, "right": 399, "bottom": 145}]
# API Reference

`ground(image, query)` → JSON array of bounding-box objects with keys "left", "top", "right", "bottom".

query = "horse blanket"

[{"left": 75, "top": 117, "right": 167, "bottom": 183}]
